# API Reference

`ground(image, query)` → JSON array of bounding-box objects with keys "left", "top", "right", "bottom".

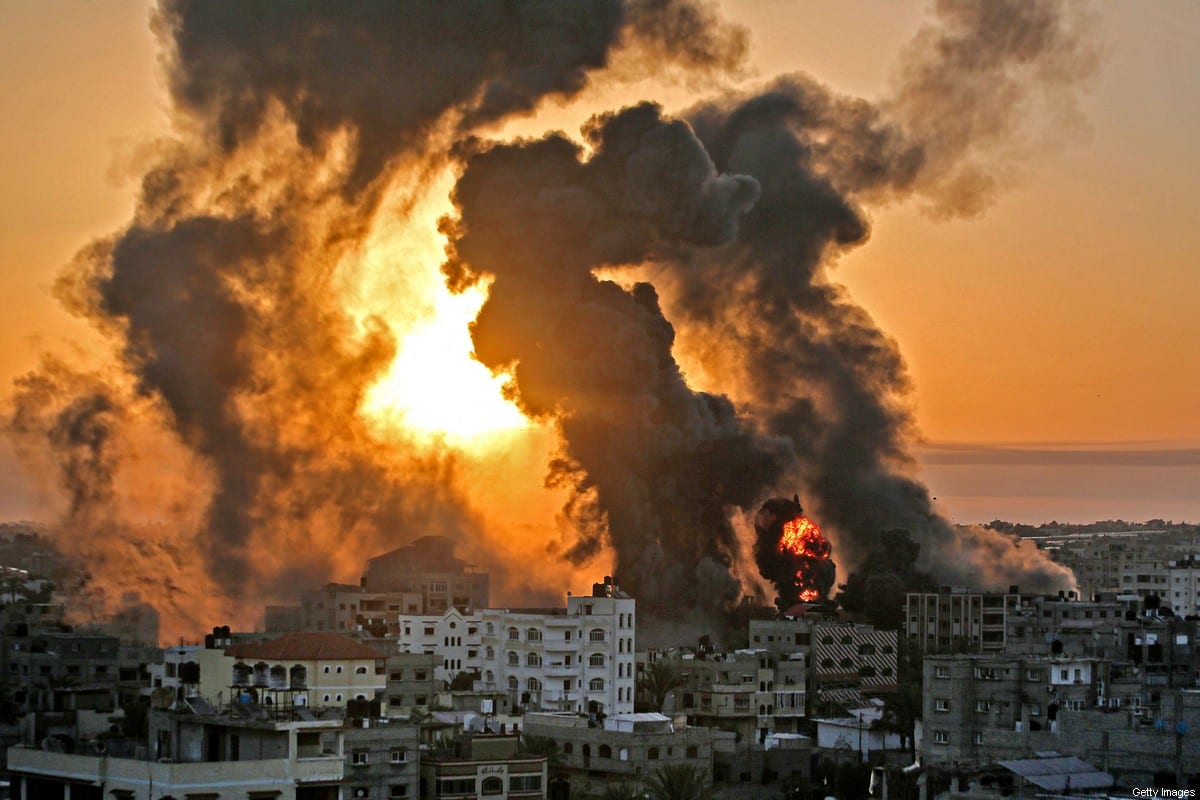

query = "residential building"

[
  {"left": 904, "top": 587, "right": 1023, "bottom": 653},
  {"left": 476, "top": 578, "right": 635, "bottom": 717},
  {"left": 419, "top": 732, "right": 547, "bottom": 800},
  {"left": 362, "top": 536, "right": 489, "bottom": 614},
  {"left": 8, "top": 704, "right": 347, "bottom": 799},
  {"left": 343, "top": 717, "right": 421, "bottom": 800},
  {"left": 397, "top": 606, "right": 482, "bottom": 686},
  {"left": 524, "top": 711, "right": 713, "bottom": 794}
]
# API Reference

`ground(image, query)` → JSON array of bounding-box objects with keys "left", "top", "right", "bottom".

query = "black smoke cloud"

[
  {"left": 443, "top": 103, "right": 784, "bottom": 613},
  {"left": 446, "top": 0, "right": 1091, "bottom": 618},
  {"left": 7, "top": 0, "right": 754, "bottom": 638}
]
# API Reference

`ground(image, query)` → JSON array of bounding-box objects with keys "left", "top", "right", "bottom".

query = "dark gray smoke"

[
  {"left": 7, "top": 0, "right": 753, "bottom": 639},
  {"left": 444, "top": 103, "right": 785, "bottom": 613},
  {"left": 444, "top": 0, "right": 1091, "bottom": 616}
]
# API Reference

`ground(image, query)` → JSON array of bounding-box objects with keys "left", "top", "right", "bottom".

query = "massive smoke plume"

[{"left": 6, "top": 0, "right": 1092, "bottom": 641}]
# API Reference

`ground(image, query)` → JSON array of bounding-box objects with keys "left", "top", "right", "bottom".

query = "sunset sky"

[{"left": 2, "top": 0, "right": 1197, "bottom": 529}]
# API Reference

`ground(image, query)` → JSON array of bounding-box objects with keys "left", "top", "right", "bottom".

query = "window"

[
  {"left": 390, "top": 748, "right": 406, "bottom": 763},
  {"left": 648, "top": 747, "right": 660, "bottom": 760},
  {"left": 508, "top": 651, "right": 519, "bottom": 666},
  {"left": 389, "top": 785, "right": 408, "bottom": 798},
  {"left": 355, "top": 666, "right": 368, "bottom": 675},
  {"left": 527, "top": 653, "right": 542, "bottom": 667},
  {"left": 528, "top": 677, "right": 541, "bottom": 691},
  {"left": 590, "top": 629, "right": 606, "bottom": 642},
  {"left": 935, "top": 699, "right": 950, "bottom": 712},
  {"left": 934, "top": 731, "right": 949, "bottom": 744},
  {"left": 336, "top": 666, "right": 344, "bottom": 674},
  {"left": 686, "top": 745, "right": 698, "bottom": 758},
  {"left": 352, "top": 749, "right": 370, "bottom": 765},
  {"left": 508, "top": 676, "right": 519, "bottom": 690},
  {"left": 527, "top": 628, "right": 542, "bottom": 641},
  {"left": 974, "top": 732, "right": 984, "bottom": 745},
  {"left": 589, "top": 678, "right": 605, "bottom": 691},
  {"left": 481, "top": 777, "right": 503, "bottom": 795},
  {"left": 323, "top": 666, "right": 331, "bottom": 674},
  {"left": 508, "top": 627, "right": 520, "bottom": 640},
  {"left": 589, "top": 653, "right": 605, "bottom": 667},
  {"left": 976, "top": 700, "right": 991, "bottom": 713},
  {"left": 599, "top": 744, "right": 612, "bottom": 758},
  {"left": 510, "top": 776, "right": 542, "bottom": 792}
]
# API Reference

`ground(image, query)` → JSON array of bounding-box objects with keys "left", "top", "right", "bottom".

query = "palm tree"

[
  {"left": 645, "top": 764, "right": 713, "bottom": 800},
  {"left": 519, "top": 733, "right": 565, "bottom": 772},
  {"left": 636, "top": 659, "right": 686, "bottom": 712}
]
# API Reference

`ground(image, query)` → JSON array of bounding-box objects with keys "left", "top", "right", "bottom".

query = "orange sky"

[{"left": 2, "top": 1, "right": 1198, "bottom": 523}]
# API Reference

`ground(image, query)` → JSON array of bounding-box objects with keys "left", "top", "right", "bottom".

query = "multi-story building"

[
  {"left": 343, "top": 716, "right": 421, "bottom": 800},
  {"left": 397, "top": 606, "right": 483, "bottom": 685},
  {"left": 384, "top": 652, "right": 441, "bottom": 713},
  {"left": 1168, "top": 557, "right": 1200, "bottom": 617},
  {"left": 419, "top": 732, "right": 547, "bottom": 800},
  {"left": 9, "top": 705, "right": 348, "bottom": 799},
  {"left": 476, "top": 578, "right": 635, "bottom": 717},
  {"left": 184, "top": 631, "right": 387, "bottom": 711},
  {"left": 8, "top": 630, "right": 121, "bottom": 713},
  {"left": 524, "top": 711, "right": 714, "bottom": 794},
  {"left": 904, "top": 587, "right": 1024, "bottom": 652},
  {"left": 363, "top": 535, "right": 490, "bottom": 614},
  {"left": 810, "top": 622, "right": 898, "bottom": 714},
  {"left": 922, "top": 653, "right": 1108, "bottom": 766}
]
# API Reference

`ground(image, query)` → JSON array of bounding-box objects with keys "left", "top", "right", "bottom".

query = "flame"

[
  {"left": 347, "top": 172, "right": 530, "bottom": 445},
  {"left": 778, "top": 514, "right": 831, "bottom": 602}
]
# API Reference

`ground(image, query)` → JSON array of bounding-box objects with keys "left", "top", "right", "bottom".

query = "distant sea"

[{"left": 916, "top": 442, "right": 1200, "bottom": 526}]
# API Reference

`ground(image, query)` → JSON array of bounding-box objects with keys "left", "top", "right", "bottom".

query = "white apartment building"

[
  {"left": 1168, "top": 558, "right": 1200, "bottom": 617},
  {"left": 476, "top": 577, "right": 636, "bottom": 717},
  {"left": 397, "top": 605, "right": 483, "bottom": 685}
]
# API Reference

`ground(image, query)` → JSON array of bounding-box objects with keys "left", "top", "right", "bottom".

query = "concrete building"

[
  {"left": 184, "top": 631, "right": 387, "bottom": 712},
  {"left": 922, "top": 653, "right": 1109, "bottom": 766},
  {"left": 810, "top": 622, "right": 898, "bottom": 714},
  {"left": 384, "top": 652, "right": 441, "bottom": 714},
  {"left": 904, "top": 587, "right": 1023, "bottom": 653},
  {"left": 397, "top": 606, "right": 482, "bottom": 686},
  {"left": 343, "top": 716, "right": 421, "bottom": 800},
  {"left": 363, "top": 535, "right": 490, "bottom": 614},
  {"left": 8, "top": 705, "right": 347, "bottom": 799},
  {"left": 523, "top": 711, "right": 713, "bottom": 795},
  {"left": 419, "top": 732, "right": 547, "bottom": 799},
  {"left": 476, "top": 578, "right": 636, "bottom": 717}
]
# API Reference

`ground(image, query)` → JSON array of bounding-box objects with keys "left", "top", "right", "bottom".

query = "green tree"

[
  {"left": 875, "top": 638, "right": 923, "bottom": 759},
  {"left": 519, "top": 733, "right": 565, "bottom": 772},
  {"left": 645, "top": 764, "right": 713, "bottom": 800},
  {"left": 637, "top": 659, "right": 687, "bottom": 712}
]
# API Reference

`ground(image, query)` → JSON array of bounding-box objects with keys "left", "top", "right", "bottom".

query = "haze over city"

[{"left": 0, "top": 0, "right": 1197, "bottom": 642}]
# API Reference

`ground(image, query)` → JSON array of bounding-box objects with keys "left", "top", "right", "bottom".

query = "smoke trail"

[{"left": 656, "top": 0, "right": 1094, "bottom": 589}]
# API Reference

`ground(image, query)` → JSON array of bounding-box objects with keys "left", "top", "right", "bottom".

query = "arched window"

[
  {"left": 648, "top": 747, "right": 660, "bottom": 760},
  {"left": 527, "top": 628, "right": 542, "bottom": 642},
  {"left": 527, "top": 677, "right": 541, "bottom": 692},
  {"left": 482, "top": 776, "right": 503, "bottom": 795},
  {"left": 619, "top": 747, "right": 629, "bottom": 761},
  {"left": 589, "top": 653, "right": 605, "bottom": 667},
  {"left": 589, "top": 629, "right": 605, "bottom": 642},
  {"left": 507, "top": 676, "right": 518, "bottom": 690},
  {"left": 589, "top": 678, "right": 604, "bottom": 691},
  {"left": 599, "top": 744, "right": 612, "bottom": 758},
  {"left": 508, "top": 651, "right": 519, "bottom": 666},
  {"left": 563, "top": 742, "right": 573, "bottom": 754},
  {"left": 486, "top": 622, "right": 495, "bottom": 635},
  {"left": 527, "top": 653, "right": 542, "bottom": 667},
  {"left": 508, "top": 627, "right": 520, "bottom": 640},
  {"left": 759, "top": 704, "right": 766, "bottom": 715},
  {"left": 486, "top": 646, "right": 495, "bottom": 659},
  {"left": 759, "top": 681, "right": 766, "bottom": 692},
  {"left": 485, "top": 670, "right": 494, "bottom": 683}
]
